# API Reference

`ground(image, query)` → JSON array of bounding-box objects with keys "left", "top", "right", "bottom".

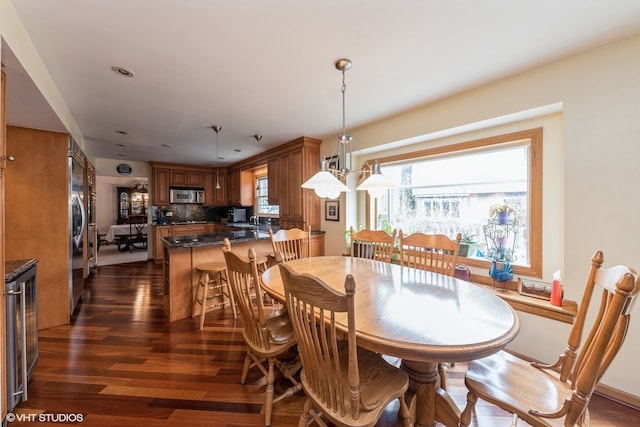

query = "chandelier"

[{"left": 302, "top": 58, "right": 395, "bottom": 199}]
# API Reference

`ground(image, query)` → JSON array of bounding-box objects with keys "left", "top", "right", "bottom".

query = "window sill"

[{"left": 472, "top": 281, "right": 577, "bottom": 324}]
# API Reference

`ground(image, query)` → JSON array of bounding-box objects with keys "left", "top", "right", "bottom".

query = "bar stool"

[{"left": 194, "top": 262, "right": 236, "bottom": 330}]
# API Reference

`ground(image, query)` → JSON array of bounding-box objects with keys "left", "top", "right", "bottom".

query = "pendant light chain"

[
  {"left": 213, "top": 125, "right": 222, "bottom": 190},
  {"left": 341, "top": 71, "right": 347, "bottom": 137}
]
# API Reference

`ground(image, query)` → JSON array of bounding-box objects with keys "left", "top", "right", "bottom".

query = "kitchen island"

[{"left": 161, "top": 229, "right": 273, "bottom": 322}]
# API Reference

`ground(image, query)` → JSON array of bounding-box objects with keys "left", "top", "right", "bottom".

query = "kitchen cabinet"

[
  {"left": 5, "top": 126, "right": 69, "bottom": 330},
  {"left": 267, "top": 156, "right": 280, "bottom": 205},
  {"left": 171, "top": 169, "right": 204, "bottom": 187},
  {"left": 153, "top": 225, "right": 172, "bottom": 264},
  {"left": 150, "top": 163, "right": 211, "bottom": 206},
  {"left": 152, "top": 167, "right": 170, "bottom": 205},
  {"left": 309, "top": 233, "right": 325, "bottom": 257},
  {"left": 273, "top": 138, "right": 321, "bottom": 231},
  {"left": 204, "top": 168, "right": 227, "bottom": 206},
  {"left": 1, "top": 73, "right": 6, "bottom": 421},
  {"left": 152, "top": 224, "right": 207, "bottom": 264},
  {"left": 171, "top": 224, "right": 207, "bottom": 236},
  {"left": 227, "top": 168, "right": 253, "bottom": 206}
]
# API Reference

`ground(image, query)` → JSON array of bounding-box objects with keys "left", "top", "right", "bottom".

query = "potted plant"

[
  {"left": 458, "top": 232, "right": 477, "bottom": 257},
  {"left": 489, "top": 203, "right": 516, "bottom": 225}
]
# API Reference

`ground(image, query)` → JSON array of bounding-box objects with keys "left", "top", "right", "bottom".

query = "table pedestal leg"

[{"left": 401, "top": 360, "right": 461, "bottom": 427}]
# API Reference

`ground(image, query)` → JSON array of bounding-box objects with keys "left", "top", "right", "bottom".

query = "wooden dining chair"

[
  {"left": 398, "top": 230, "right": 462, "bottom": 390},
  {"left": 268, "top": 226, "right": 310, "bottom": 262},
  {"left": 222, "top": 244, "right": 302, "bottom": 427},
  {"left": 350, "top": 227, "right": 397, "bottom": 263},
  {"left": 461, "top": 250, "right": 640, "bottom": 427},
  {"left": 398, "top": 231, "right": 461, "bottom": 276},
  {"left": 278, "top": 262, "right": 413, "bottom": 427}
]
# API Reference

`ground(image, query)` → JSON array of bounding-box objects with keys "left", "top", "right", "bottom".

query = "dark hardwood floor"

[{"left": 13, "top": 260, "right": 640, "bottom": 426}]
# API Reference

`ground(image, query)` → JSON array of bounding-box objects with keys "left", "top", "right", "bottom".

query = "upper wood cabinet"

[
  {"left": 170, "top": 169, "right": 204, "bottom": 187},
  {"left": 275, "top": 138, "right": 321, "bottom": 231},
  {"left": 267, "top": 156, "right": 280, "bottom": 205},
  {"left": 227, "top": 168, "right": 253, "bottom": 206},
  {"left": 150, "top": 162, "right": 209, "bottom": 206},
  {"left": 152, "top": 167, "right": 170, "bottom": 205},
  {"left": 204, "top": 168, "right": 227, "bottom": 206}
]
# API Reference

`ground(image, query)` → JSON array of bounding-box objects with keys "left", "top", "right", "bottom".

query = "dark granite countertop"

[
  {"left": 5, "top": 258, "right": 39, "bottom": 283},
  {"left": 162, "top": 230, "right": 271, "bottom": 249},
  {"left": 155, "top": 221, "right": 323, "bottom": 236}
]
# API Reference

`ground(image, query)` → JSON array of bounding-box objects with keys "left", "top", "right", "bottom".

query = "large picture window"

[{"left": 372, "top": 128, "right": 542, "bottom": 277}]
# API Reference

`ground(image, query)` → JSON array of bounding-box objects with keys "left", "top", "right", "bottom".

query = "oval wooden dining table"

[{"left": 261, "top": 256, "right": 520, "bottom": 427}]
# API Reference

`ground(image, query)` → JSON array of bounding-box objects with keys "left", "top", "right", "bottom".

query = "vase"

[{"left": 497, "top": 210, "right": 510, "bottom": 224}]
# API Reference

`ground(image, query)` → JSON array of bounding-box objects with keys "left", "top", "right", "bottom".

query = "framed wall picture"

[
  {"left": 325, "top": 200, "right": 340, "bottom": 221},
  {"left": 325, "top": 155, "right": 346, "bottom": 183},
  {"left": 325, "top": 155, "right": 339, "bottom": 171}
]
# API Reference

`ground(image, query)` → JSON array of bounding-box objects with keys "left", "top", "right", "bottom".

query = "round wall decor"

[{"left": 116, "top": 163, "right": 132, "bottom": 175}]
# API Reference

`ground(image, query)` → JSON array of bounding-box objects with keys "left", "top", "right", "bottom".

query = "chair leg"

[
  {"left": 298, "top": 399, "right": 314, "bottom": 427},
  {"left": 398, "top": 396, "right": 413, "bottom": 427},
  {"left": 240, "top": 351, "right": 253, "bottom": 384},
  {"left": 222, "top": 270, "right": 237, "bottom": 319},
  {"left": 264, "top": 357, "right": 276, "bottom": 427},
  {"left": 199, "top": 272, "right": 209, "bottom": 330},
  {"left": 438, "top": 362, "right": 449, "bottom": 390},
  {"left": 511, "top": 413, "right": 519, "bottom": 427},
  {"left": 460, "top": 390, "right": 478, "bottom": 427}
]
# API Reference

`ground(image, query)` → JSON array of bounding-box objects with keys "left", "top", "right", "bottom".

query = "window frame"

[
  {"left": 254, "top": 174, "right": 279, "bottom": 216},
  {"left": 370, "top": 127, "right": 543, "bottom": 278}
]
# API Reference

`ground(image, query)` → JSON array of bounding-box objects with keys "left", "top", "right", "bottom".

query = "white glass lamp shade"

[
  {"left": 302, "top": 170, "right": 349, "bottom": 199},
  {"left": 356, "top": 165, "right": 396, "bottom": 198}
]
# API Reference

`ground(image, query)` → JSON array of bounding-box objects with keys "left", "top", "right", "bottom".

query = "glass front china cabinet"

[{"left": 117, "top": 183, "right": 148, "bottom": 224}]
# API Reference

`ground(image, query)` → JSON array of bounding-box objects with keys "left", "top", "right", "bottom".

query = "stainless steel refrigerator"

[{"left": 69, "top": 139, "right": 86, "bottom": 314}]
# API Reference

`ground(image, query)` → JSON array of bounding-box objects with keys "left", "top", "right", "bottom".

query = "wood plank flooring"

[{"left": 13, "top": 260, "right": 640, "bottom": 426}]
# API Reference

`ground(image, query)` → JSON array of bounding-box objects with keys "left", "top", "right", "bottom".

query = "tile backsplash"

[{"left": 155, "top": 205, "right": 255, "bottom": 223}]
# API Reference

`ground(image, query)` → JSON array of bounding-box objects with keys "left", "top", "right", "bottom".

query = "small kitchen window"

[{"left": 256, "top": 176, "right": 279, "bottom": 215}]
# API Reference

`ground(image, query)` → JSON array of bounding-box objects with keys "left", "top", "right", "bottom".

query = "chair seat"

[
  {"left": 465, "top": 351, "right": 575, "bottom": 427},
  {"left": 461, "top": 251, "right": 639, "bottom": 427},
  {"left": 196, "top": 262, "right": 227, "bottom": 273},
  {"left": 299, "top": 340, "right": 410, "bottom": 427}
]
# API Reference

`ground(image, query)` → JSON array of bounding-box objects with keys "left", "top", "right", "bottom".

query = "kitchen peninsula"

[{"left": 161, "top": 229, "right": 273, "bottom": 322}]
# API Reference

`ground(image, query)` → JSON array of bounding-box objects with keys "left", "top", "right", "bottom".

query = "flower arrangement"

[{"left": 489, "top": 203, "right": 515, "bottom": 219}]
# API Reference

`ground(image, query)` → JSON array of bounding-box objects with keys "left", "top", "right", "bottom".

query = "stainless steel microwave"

[{"left": 169, "top": 188, "right": 205, "bottom": 204}]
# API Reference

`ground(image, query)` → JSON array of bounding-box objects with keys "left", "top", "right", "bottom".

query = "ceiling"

[{"left": 4, "top": 1, "right": 640, "bottom": 167}]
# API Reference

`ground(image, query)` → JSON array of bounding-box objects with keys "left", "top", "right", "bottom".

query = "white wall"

[{"left": 319, "top": 34, "right": 640, "bottom": 397}]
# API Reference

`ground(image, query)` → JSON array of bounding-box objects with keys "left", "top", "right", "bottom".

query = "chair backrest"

[
  {"left": 269, "top": 226, "right": 310, "bottom": 261},
  {"left": 222, "top": 240, "right": 272, "bottom": 351},
  {"left": 537, "top": 252, "right": 639, "bottom": 425},
  {"left": 349, "top": 227, "right": 397, "bottom": 263},
  {"left": 279, "top": 262, "right": 361, "bottom": 420},
  {"left": 398, "top": 231, "right": 461, "bottom": 276},
  {"left": 544, "top": 251, "right": 640, "bottom": 384}
]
